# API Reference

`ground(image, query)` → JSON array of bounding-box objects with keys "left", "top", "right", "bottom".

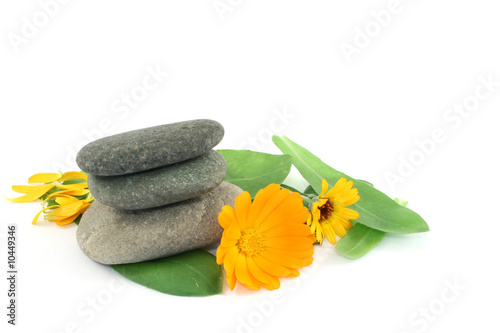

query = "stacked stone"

[{"left": 75, "top": 119, "right": 242, "bottom": 265}]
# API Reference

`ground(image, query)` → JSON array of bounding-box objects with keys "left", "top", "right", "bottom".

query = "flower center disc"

[
  {"left": 237, "top": 229, "right": 264, "bottom": 256},
  {"left": 319, "top": 200, "right": 334, "bottom": 222}
]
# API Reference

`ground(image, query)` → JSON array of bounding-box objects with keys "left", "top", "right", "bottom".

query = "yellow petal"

[
  {"left": 337, "top": 207, "right": 360, "bottom": 220},
  {"left": 46, "top": 201, "right": 83, "bottom": 218},
  {"left": 319, "top": 178, "right": 329, "bottom": 197},
  {"left": 322, "top": 223, "right": 337, "bottom": 245},
  {"left": 45, "top": 189, "right": 89, "bottom": 198},
  {"left": 32, "top": 205, "right": 59, "bottom": 224},
  {"left": 55, "top": 213, "right": 81, "bottom": 226},
  {"left": 5, "top": 184, "right": 54, "bottom": 203},
  {"left": 54, "top": 196, "right": 80, "bottom": 206},
  {"left": 58, "top": 171, "right": 88, "bottom": 182},
  {"left": 12, "top": 184, "right": 48, "bottom": 194},
  {"left": 28, "top": 172, "right": 62, "bottom": 184},
  {"left": 337, "top": 217, "right": 353, "bottom": 230},
  {"left": 332, "top": 220, "right": 347, "bottom": 237}
]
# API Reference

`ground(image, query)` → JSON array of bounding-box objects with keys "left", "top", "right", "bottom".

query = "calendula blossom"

[
  {"left": 6, "top": 171, "right": 93, "bottom": 225},
  {"left": 307, "top": 178, "right": 360, "bottom": 245},
  {"left": 216, "top": 184, "right": 315, "bottom": 291}
]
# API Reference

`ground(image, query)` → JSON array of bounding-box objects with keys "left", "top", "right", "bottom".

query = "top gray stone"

[{"left": 76, "top": 119, "right": 224, "bottom": 176}]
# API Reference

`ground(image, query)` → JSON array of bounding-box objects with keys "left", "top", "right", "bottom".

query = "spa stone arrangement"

[{"left": 75, "top": 119, "right": 242, "bottom": 265}]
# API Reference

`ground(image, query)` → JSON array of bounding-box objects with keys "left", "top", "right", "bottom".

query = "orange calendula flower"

[
  {"left": 307, "top": 178, "right": 360, "bottom": 245},
  {"left": 6, "top": 171, "right": 93, "bottom": 225},
  {"left": 216, "top": 184, "right": 315, "bottom": 291}
]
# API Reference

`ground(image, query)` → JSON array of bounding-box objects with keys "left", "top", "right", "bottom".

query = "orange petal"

[
  {"left": 223, "top": 222, "right": 242, "bottom": 241},
  {"left": 247, "top": 256, "right": 280, "bottom": 289},
  {"left": 220, "top": 234, "right": 238, "bottom": 248},
  {"left": 247, "top": 184, "right": 281, "bottom": 224},
  {"left": 253, "top": 255, "right": 294, "bottom": 277},
  {"left": 264, "top": 236, "right": 314, "bottom": 252},
  {"left": 235, "top": 254, "right": 261, "bottom": 290},
  {"left": 265, "top": 223, "right": 312, "bottom": 238},
  {"left": 262, "top": 246, "right": 314, "bottom": 260},
  {"left": 259, "top": 198, "right": 309, "bottom": 231},
  {"left": 218, "top": 205, "right": 237, "bottom": 230},
  {"left": 234, "top": 191, "right": 251, "bottom": 229},
  {"left": 260, "top": 248, "right": 313, "bottom": 269},
  {"left": 227, "top": 271, "right": 237, "bottom": 291},
  {"left": 254, "top": 188, "right": 291, "bottom": 226},
  {"left": 216, "top": 245, "right": 231, "bottom": 265},
  {"left": 222, "top": 247, "right": 239, "bottom": 289}
]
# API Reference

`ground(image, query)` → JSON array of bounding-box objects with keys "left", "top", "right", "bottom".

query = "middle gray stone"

[{"left": 87, "top": 150, "right": 227, "bottom": 210}]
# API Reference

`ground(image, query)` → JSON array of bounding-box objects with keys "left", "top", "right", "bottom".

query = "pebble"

[
  {"left": 87, "top": 150, "right": 227, "bottom": 210},
  {"left": 76, "top": 119, "right": 224, "bottom": 176},
  {"left": 76, "top": 182, "right": 242, "bottom": 265}
]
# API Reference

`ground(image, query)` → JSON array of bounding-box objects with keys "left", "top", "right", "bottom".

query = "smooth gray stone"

[
  {"left": 76, "top": 182, "right": 242, "bottom": 265},
  {"left": 87, "top": 150, "right": 227, "bottom": 210},
  {"left": 76, "top": 119, "right": 224, "bottom": 176}
]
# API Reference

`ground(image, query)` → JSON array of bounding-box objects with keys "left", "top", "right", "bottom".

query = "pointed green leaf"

[
  {"left": 303, "top": 185, "right": 318, "bottom": 195},
  {"left": 73, "top": 214, "right": 83, "bottom": 225},
  {"left": 357, "top": 179, "right": 374, "bottom": 187},
  {"left": 336, "top": 223, "right": 386, "bottom": 259},
  {"left": 272, "top": 136, "right": 429, "bottom": 234},
  {"left": 394, "top": 198, "right": 408, "bottom": 207},
  {"left": 62, "top": 178, "right": 87, "bottom": 185},
  {"left": 111, "top": 250, "right": 222, "bottom": 297},
  {"left": 218, "top": 149, "right": 292, "bottom": 198},
  {"left": 280, "top": 183, "right": 304, "bottom": 195}
]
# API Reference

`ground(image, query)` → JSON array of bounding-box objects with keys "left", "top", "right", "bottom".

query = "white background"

[{"left": 1, "top": 1, "right": 499, "bottom": 332}]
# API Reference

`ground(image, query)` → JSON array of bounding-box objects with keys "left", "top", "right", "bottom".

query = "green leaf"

[
  {"left": 73, "top": 214, "right": 83, "bottom": 225},
  {"left": 394, "top": 198, "right": 408, "bottom": 207},
  {"left": 357, "top": 179, "right": 374, "bottom": 187},
  {"left": 218, "top": 149, "right": 292, "bottom": 198},
  {"left": 272, "top": 136, "right": 429, "bottom": 234},
  {"left": 280, "top": 183, "right": 304, "bottom": 195},
  {"left": 336, "top": 197, "right": 411, "bottom": 258},
  {"left": 62, "top": 178, "right": 87, "bottom": 185},
  {"left": 44, "top": 197, "right": 59, "bottom": 208},
  {"left": 336, "top": 224, "right": 386, "bottom": 259},
  {"left": 111, "top": 250, "right": 222, "bottom": 297},
  {"left": 303, "top": 185, "right": 318, "bottom": 195}
]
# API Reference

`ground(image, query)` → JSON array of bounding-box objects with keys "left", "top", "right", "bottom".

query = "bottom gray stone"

[{"left": 76, "top": 182, "right": 242, "bottom": 265}]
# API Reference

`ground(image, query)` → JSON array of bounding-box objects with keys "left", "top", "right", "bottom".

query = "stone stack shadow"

[{"left": 75, "top": 119, "right": 242, "bottom": 265}]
